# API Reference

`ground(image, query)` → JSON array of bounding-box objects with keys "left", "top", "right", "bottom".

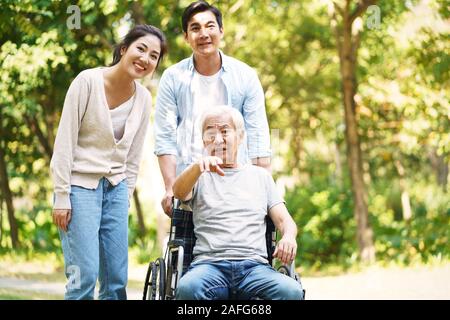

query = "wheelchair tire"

[
  {"left": 164, "top": 263, "right": 174, "bottom": 300},
  {"left": 277, "top": 265, "right": 292, "bottom": 277},
  {"left": 153, "top": 257, "right": 166, "bottom": 300},
  {"left": 143, "top": 261, "right": 155, "bottom": 300}
]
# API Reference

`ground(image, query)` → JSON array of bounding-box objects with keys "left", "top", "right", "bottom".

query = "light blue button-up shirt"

[{"left": 154, "top": 51, "right": 271, "bottom": 175}]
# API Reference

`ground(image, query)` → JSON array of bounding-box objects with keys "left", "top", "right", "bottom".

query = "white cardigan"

[{"left": 50, "top": 67, "right": 151, "bottom": 209}]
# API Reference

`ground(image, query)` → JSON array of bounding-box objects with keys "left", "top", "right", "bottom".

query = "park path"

[
  {"left": 1, "top": 263, "right": 449, "bottom": 300},
  {"left": 301, "top": 263, "right": 450, "bottom": 299}
]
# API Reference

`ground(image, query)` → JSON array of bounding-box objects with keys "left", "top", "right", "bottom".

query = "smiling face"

[
  {"left": 119, "top": 34, "right": 161, "bottom": 79},
  {"left": 202, "top": 113, "right": 241, "bottom": 167},
  {"left": 184, "top": 10, "right": 223, "bottom": 58}
]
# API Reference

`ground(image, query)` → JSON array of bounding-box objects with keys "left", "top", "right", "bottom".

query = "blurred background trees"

[{"left": 0, "top": 0, "right": 448, "bottom": 271}]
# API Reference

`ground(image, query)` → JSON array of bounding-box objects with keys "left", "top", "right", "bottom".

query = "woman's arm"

[
  {"left": 50, "top": 75, "right": 89, "bottom": 231},
  {"left": 50, "top": 75, "right": 89, "bottom": 210},
  {"left": 125, "top": 99, "right": 150, "bottom": 202}
]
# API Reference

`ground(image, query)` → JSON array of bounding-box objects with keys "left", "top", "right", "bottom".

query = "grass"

[
  {"left": 0, "top": 250, "right": 147, "bottom": 298},
  {"left": 0, "top": 251, "right": 65, "bottom": 283},
  {"left": 0, "top": 288, "right": 62, "bottom": 300}
]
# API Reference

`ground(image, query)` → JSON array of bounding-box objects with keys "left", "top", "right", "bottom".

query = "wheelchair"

[{"left": 143, "top": 203, "right": 305, "bottom": 300}]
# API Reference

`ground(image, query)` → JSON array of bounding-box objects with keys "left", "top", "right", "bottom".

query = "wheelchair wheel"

[
  {"left": 164, "top": 263, "right": 175, "bottom": 300},
  {"left": 153, "top": 257, "right": 166, "bottom": 300},
  {"left": 277, "top": 265, "right": 292, "bottom": 277},
  {"left": 143, "top": 258, "right": 166, "bottom": 300},
  {"left": 143, "top": 262, "right": 155, "bottom": 300}
]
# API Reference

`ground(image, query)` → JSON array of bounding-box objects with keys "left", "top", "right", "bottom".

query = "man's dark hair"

[{"left": 181, "top": 1, "right": 223, "bottom": 33}]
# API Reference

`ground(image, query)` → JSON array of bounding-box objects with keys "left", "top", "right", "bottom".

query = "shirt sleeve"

[
  {"left": 242, "top": 68, "right": 272, "bottom": 159},
  {"left": 50, "top": 75, "right": 90, "bottom": 209},
  {"left": 154, "top": 70, "right": 178, "bottom": 156},
  {"left": 265, "top": 171, "right": 285, "bottom": 212},
  {"left": 125, "top": 93, "right": 151, "bottom": 200}
]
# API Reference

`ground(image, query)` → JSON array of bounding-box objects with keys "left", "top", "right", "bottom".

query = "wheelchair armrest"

[{"left": 168, "top": 239, "right": 185, "bottom": 248}]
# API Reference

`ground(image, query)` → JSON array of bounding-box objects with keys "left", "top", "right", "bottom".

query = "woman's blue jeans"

[
  {"left": 175, "top": 259, "right": 304, "bottom": 300},
  {"left": 59, "top": 178, "right": 129, "bottom": 300}
]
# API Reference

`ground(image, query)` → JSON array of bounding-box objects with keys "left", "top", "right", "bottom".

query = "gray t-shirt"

[{"left": 190, "top": 164, "right": 284, "bottom": 263}]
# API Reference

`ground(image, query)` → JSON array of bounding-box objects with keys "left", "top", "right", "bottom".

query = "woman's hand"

[{"left": 52, "top": 209, "right": 72, "bottom": 232}]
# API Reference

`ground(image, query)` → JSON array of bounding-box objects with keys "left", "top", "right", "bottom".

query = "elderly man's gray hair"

[{"left": 199, "top": 105, "right": 245, "bottom": 140}]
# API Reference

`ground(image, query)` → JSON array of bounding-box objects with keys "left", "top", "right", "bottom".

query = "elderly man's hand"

[
  {"left": 273, "top": 235, "right": 297, "bottom": 265},
  {"left": 198, "top": 156, "right": 225, "bottom": 176}
]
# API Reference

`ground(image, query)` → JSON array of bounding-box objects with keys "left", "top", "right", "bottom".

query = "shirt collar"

[{"left": 187, "top": 50, "right": 229, "bottom": 73}]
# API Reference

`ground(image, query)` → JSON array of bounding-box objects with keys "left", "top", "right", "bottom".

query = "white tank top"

[
  {"left": 191, "top": 69, "right": 228, "bottom": 160},
  {"left": 109, "top": 95, "right": 135, "bottom": 142}
]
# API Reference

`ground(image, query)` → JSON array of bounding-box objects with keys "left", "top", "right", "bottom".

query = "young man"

[
  {"left": 172, "top": 105, "right": 304, "bottom": 300},
  {"left": 154, "top": 1, "right": 271, "bottom": 215}
]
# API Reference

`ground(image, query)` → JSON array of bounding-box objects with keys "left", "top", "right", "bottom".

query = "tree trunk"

[
  {"left": 25, "top": 115, "right": 53, "bottom": 160},
  {"left": 157, "top": 210, "right": 170, "bottom": 255},
  {"left": 133, "top": 188, "right": 146, "bottom": 239},
  {"left": 291, "top": 128, "right": 303, "bottom": 175},
  {"left": 0, "top": 194, "right": 4, "bottom": 248},
  {"left": 130, "top": 2, "right": 145, "bottom": 24},
  {"left": 332, "top": 0, "right": 376, "bottom": 263},
  {"left": 333, "top": 142, "right": 343, "bottom": 186},
  {"left": 436, "top": 158, "right": 449, "bottom": 191},
  {"left": 429, "top": 149, "right": 448, "bottom": 192},
  {"left": 0, "top": 114, "right": 20, "bottom": 248},
  {"left": 394, "top": 160, "right": 412, "bottom": 221}
]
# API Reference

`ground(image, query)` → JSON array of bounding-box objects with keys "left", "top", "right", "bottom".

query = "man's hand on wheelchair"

[
  {"left": 273, "top": 236, "right": 297, "bottom": 265},
  {"left": 161, "top": 191, "right": 173, "bottom": 217},
  {"left": 198, "top": 156, "right": 225, "bottom": 176}
]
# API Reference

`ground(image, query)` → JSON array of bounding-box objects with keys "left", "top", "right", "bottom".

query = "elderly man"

[{"left": 172, "top": 105, "right": 304, "bottom": 300}]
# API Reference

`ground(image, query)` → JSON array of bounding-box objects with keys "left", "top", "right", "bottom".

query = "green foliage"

[
  {"left": 286, "top": 169, "right": 357, "bottom": 270},
  {"left": 287, "top": 173, "right": 449, "bottom": 270},
  {"left": 128, "top": 211, "right": 161, "bottom": 264},
  {"left": 370, "top": 180, "right": 449, "bottom": 264}
]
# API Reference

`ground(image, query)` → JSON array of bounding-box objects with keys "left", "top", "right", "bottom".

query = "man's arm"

[
  {"left": 268, "top": 203, "right": 298, "bottom": 265},
  {"left": 154, "top": 70, "right": 178, "bottom": 216},
  {"left": 157, "top": 155, "right": 177, "bottom": 216},
  {"left": 173, "top": 156, "right": 224, "bottom": 201},
  {"left": 252, "top": 157, "right": 271, "bottom": 172},
  {"left": 242, "top": 68, "right": 272, "bottom": 171},
  {"left": 172, "top": 163, "right": 201, "bottom": 201},
  {"left": 157, "top": 155, "right": 177, "bottom": 191}
]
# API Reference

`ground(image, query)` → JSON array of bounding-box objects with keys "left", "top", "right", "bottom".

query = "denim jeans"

[
  {"left": 175, "top": 259, "right": 304, "bottom": 300},
  {"left": 59, "top": 178, "right": 129, "bottom": 300}
]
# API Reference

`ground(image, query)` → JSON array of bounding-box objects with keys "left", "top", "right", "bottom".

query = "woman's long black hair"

[{"left": 110, "top": 24, "right": 168, "bottom": 68}]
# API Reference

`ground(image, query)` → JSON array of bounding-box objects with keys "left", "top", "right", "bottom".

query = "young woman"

[{"left": 50, "top": 25, "right": 167, "bottom": 300}]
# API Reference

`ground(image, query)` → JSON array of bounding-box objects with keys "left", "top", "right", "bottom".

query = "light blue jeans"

[
  {"left": 175, "top": 259, "right": 304, "bottom": 300},
  {"left": 59, "top": 178, "right": 129, "bottom": 300}
]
